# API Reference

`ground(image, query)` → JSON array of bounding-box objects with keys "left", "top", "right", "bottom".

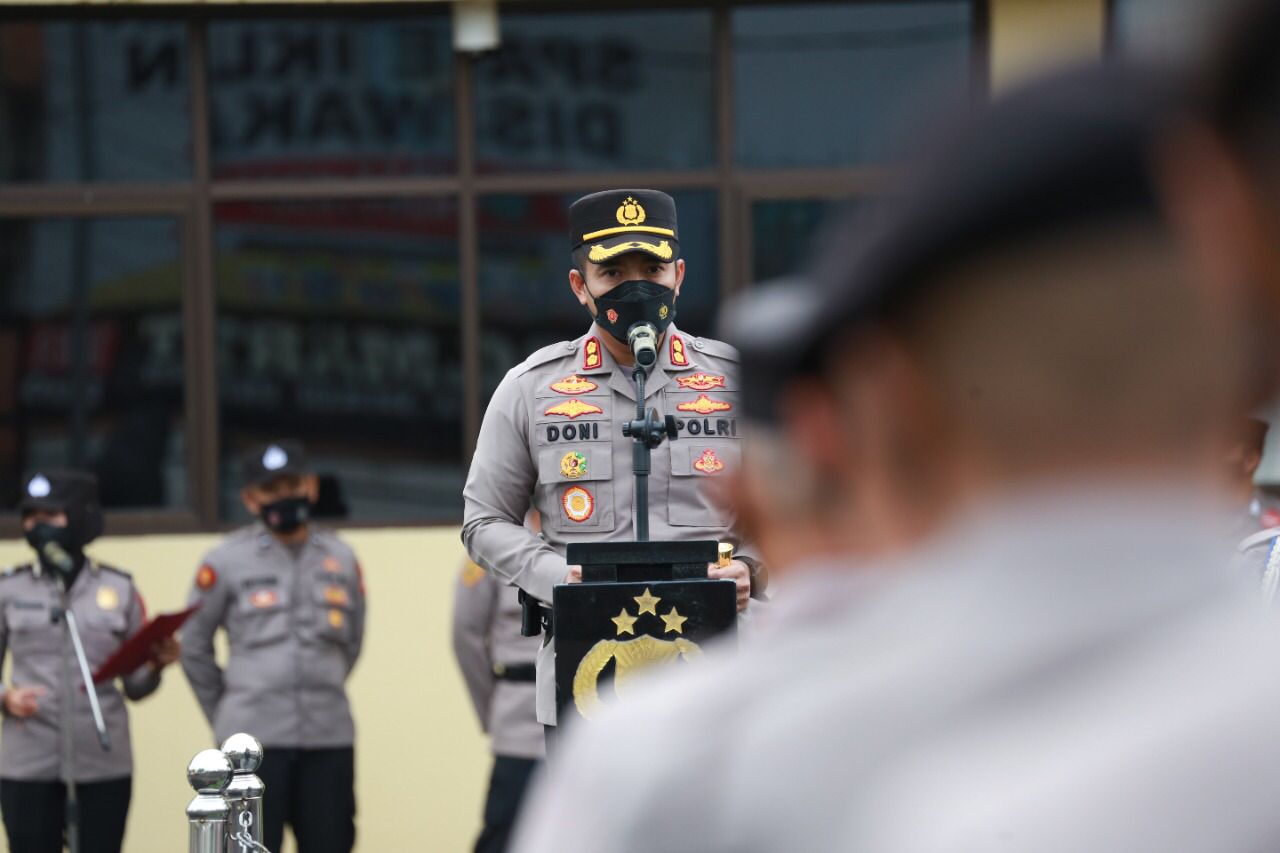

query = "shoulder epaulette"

[
  {"left": 96, "top": 562, "right": 132, "bottom": 580},
  {"left": 512, "top": 339, "right": 576, "bottom": 376},
  {"left": 691, "top": 336, "right": 741, "bottom": 363},
  {"left": 0, "top": 563, "right": 33, "bottom": 579}
]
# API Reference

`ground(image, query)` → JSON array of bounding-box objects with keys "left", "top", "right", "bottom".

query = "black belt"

[{"left": 493, "top": 662, "right": 536, "bottom": 682}]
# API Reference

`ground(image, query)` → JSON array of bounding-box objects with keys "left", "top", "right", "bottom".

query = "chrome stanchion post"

[
  {"left": 187, "top": 749, "right": 233, "bottom": 853},
  {"left": 221, "top": 733, "right": 268, "bottom": 853}
]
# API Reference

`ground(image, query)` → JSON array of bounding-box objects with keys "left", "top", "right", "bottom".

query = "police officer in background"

[
  {"left": 180, "top": 441, "right": 365, "bottom": 853},
  {"left": 463, "top": 189, "right": 765, "bottom": 739},
  {"left": 452, "top": 542, "right": 544, "bottom": 853},
  {"left": 1, "top": 471, "right": 178, "bottom": 853}
]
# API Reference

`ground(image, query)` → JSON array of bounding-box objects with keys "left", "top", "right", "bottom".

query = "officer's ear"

[
  {"left": 240, "top": 487, "right": 261, "bottom": 517},
  {"left": 673, "top": 259, "right": 685, "bottom": 298},
  {"left": 569, "top": 268, "right": 593, "bottom": 309},
  {"left": 303, "top": 474, "right": 320, "bottom": 503}
]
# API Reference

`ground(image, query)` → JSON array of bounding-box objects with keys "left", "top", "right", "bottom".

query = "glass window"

[
  {"left": 214, "top": 198, "right": 462, "bottom": 523},
  {"left": 0, "top": 21, "right": 191, "bottom": 182},
  {"left": 0, "top": 216, "right": 188, "bottom": 510},
  {"left": 208, "top": 18, "right": 455, "bottom": 180},
  {"left": 733, "top": 2, "right": 972, "bottom": 167},
  {"left": 1110, "top": 0, "right": 1232, "bottom": 59},
  {"left": 473, "top": 11, "right": 715, "bottom": 173},
  {"left": 478, "top": 190, "right": 719, "bottom": 406}
]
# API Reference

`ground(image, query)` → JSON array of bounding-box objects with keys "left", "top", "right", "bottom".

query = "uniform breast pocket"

[
  {"left": 668, "top": 441, "right": 740, "bottom": 528},
  {"left": 313, "top": 583, "right": 354, "bottom": 645},
  {"left": 6, "top": 603, "right": 53, "bottom": 652},
  {"left": 537, "top": 445, "right": 614, "bottom": 532},
  {"left": 235, "top": 587, "right": 290, "bottom": 649}
]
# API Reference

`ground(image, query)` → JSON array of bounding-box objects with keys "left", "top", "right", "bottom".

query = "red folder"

[{"left": 92, "top": 604, "right": 200, "bottom": 684}]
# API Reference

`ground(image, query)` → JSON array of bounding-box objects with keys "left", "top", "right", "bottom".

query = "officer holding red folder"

[{"left": 0, "top": 470, "right": 179, "bottom": 853}]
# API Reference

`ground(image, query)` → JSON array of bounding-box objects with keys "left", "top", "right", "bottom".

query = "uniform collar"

[
  {"left": 576, "top": 324, "right": 699, "bottom": 402},
  {"left": 253, "top": 521, "right": 317, "bottom": 555},
  {"left": 33, "top": 553, "right": 97, "bottom": 582}
]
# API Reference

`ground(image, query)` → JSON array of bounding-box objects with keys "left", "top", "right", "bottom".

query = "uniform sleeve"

[
  {"left": 121, "top": 585, "right": 161, "bottom": 701},
  {"left": 462, "top": 369, "right": 569, "bottom": 604},
  {"left": 345, "top": 554, "right": 367, "bottom": 676},
  {"left": 451, "top": 565, "right": 498, "bottom": 732},
  {"left": 179, "top": 560, "right": 230, "bottom": 725},
  {"left": 0, "top": 582, "right": 10, "bottom": 710}
]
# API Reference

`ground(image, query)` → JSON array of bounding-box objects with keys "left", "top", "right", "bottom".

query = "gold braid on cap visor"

[{"left": 588, "top": 240, "right": 674, "bottom": 262}]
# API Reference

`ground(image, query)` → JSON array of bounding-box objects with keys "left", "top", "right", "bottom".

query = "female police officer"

[{"left": 0, "top": 470, "right": 178, "bottom": 853}]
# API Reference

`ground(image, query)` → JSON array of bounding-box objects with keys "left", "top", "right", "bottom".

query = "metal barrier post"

[
  {"left": 222, "top": 733, "right": 268, "bottom": 853},
  {"left": 187, "top": 749, "right": 233, "bottom": 853}
]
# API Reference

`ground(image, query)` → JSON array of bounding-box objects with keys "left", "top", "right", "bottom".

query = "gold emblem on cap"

[{"left": 616, "top": 196, "right": 646, "bottom": 226}]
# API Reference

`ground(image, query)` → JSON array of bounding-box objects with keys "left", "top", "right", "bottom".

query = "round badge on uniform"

[
  {"left": 96, "top": 585, "right": 120, "bottom": 611},
  {"left": 562, "top": 486, "right": 595, "bottom": 523},
  {"left": 560, "top": 451, "right": 588, "bottom": 480}
]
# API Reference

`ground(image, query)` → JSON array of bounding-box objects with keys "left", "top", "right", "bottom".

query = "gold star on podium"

[
  {"left": 661, "top": 607, "right": 688, "bottom": 635},
  {"left": 611, "top": 608, "right": 638, "bottom": 636},
  {"left": 634, "top": 588, "right": 661, "bottom": 616}
]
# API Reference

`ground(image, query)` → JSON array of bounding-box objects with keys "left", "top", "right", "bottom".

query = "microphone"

[
  {"left": 628, "top": 322, "right": 659, "bottom": 368},
  {"left": 42, "top": 541, "right": 75, "bottom": 576}
]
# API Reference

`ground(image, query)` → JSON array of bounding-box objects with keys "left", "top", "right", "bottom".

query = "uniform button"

[
  {"left": 693, "top": 339, "right": 706, "bottom": 351},
  {"left": 566, "top": 342, "right": 575, "bottom": 351}
]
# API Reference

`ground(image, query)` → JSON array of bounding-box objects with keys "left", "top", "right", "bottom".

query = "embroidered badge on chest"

[
  {"left": 328, "top": 609, "right": 345, "bottom": 629},
  {"left": 563, "top": 486, "right": 596, "bottom": 522},
  {"left": 249, "top": 589, "right": 279, "bottom": 609},
  {"left": 561, "top": 451, "right": 589, "bottom": 479},
  {"left": 96, "top": 586, "right": 119, "bottom": 611},
  {"left": 545, "top": 399, "right": 604, "bottom": 419},
  {"left": 323, "top": 556, "right": 343, "bottom": 574},
  {"left": 694, "top": 449, "right": 725, "bottom": 474},
  {"left": 676, "top": 394, "right": 732, "bottom": 415},
  {"left": 550, "top": 375, "right": 598, "bottom": 395},
  {"left": 324, "top": 585, "right": 350, "bottom": 606},
  {"left": 677, "top": 373, "right": 726, "bottom": 391}
]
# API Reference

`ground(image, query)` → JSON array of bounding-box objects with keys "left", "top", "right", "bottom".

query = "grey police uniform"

[
  {"left": 452, "top": 560, "right": 544, "bottom": 760},
  {"left": 462, "top": 323, "right": 757, "bottom": 724},
  {"left": 0, "top": 560, "right": 159, "bottom": 781},
  {"left": 180, "top": 523, "right": 366, "bottom": 747}
]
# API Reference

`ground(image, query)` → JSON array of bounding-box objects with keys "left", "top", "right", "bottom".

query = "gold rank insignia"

[
  {"left": 694, "top": 448, "right": 725, "bottom": 474},
  {"left": 677, "top": 394, "right": 733, "bottom": 415},
  {"left": 328, "top": 608, "right": 345, "bottom": 629},
  {"left": 324, "top": 585, "right": 350, "bottom": 606},
  {"left": 562, "top": 486, "right": 595, "bottom": 522},
  {"left": 550, "top": 375, "right": 598, "bottom": 395},
  {"left": 677, "top": 373, "right": 726, "bottom": 391},
  {"left": 583, "top": 336, "right": 603, "bottom": 370},
  {"left": 560, "top": 451, "right": 588, "bottom": 479},
  {"left": 588, "top": 240, "right": 674, "bottom": 263},
  {"left": 545, "top": 399, "right": 604, "bottom": 419},
  {"left": 670, "top": 335, "right": 689, "bottom": 367},
  {"left": 617, "top": 196, "right": 646, "bottom": 225},
  {"left": 461, "top": 561, "right": 486, "bottom": 588},
  {"left": 96, "top": 585, "right": 119, "bottom": 611}
]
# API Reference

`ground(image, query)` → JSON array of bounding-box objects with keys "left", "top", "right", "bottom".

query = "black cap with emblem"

[
  {"left": 240, "top": 440, "right": 310, "bottom": 488},
  {"left": 18, "top": 469, "right": 104, "bottom": 548},
  {"left": 569, "top": 189, "right": 680, "bottom": 264}
]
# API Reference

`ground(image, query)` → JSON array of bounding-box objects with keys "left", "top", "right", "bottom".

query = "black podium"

[{"left": 553, "top": 540, "right": 737, "bottom": 723}]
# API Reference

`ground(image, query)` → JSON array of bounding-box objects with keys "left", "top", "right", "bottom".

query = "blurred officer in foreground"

[
  {"left": 181, "top": 441, "right": 365, "bottom": 853},
  {"left": 1, "top": 471, "right": 178, "bottom": 853},
  {"left": 463, "top": 189, "right": 764, "bottom": 738},
  {"left": 452, "top": 529, "right": 545, "bottom": 853},
  {"left": 514, "top": 67, "right": 1280, "bottom": 853}
]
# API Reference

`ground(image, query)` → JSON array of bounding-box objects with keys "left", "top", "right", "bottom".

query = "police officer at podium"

[
  {"left": 463, "top": 189, "right": 765, "bottom": 737},
  {"left": 0, "top": 470, "right": 178, "bottom": 853},
  {"left": 180, "top": 441, "right": 365, "bottom": 853}
]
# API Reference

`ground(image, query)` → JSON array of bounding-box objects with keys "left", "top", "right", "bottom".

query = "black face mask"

[
  {"left": 590, "top": 279, "right": 677, "bottom": 344},
  {"left": 24, "top": 522, "right": 81, "bottom": 579},
  {"left": 260, "top": 496, "right": 311, "bottom": 534}
]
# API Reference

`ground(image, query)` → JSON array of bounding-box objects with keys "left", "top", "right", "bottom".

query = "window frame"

[{"left": 0, "top": 0, "right": 989, "bottom": 532}]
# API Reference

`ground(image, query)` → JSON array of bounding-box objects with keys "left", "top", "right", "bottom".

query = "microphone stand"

[
  {"left": 622, "top": 348, "right": 678, "bottom": 543},
  {"left": 55, "top": 570, "right": 111, "bottom": 853}
]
